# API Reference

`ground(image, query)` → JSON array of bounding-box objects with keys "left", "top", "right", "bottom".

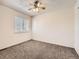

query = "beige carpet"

[{"left": 0, "top": 39, "right": 79, "bottom": 59}]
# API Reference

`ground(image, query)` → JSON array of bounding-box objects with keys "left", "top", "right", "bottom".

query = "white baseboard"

[{"left": 75, "top": 48, "right": 79, "bottom": 55}]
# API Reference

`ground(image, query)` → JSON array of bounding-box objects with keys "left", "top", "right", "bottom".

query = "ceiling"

[{"left": 0, "top": 0, "right": 76, "bottom": 16}]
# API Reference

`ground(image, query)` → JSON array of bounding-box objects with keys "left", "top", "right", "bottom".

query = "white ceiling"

[{"left": 0, "top": 0, "right": 76, "bottom": 16}]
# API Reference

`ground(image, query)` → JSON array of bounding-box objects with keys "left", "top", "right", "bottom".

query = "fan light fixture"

[{"left": 28, "top": 0, "right": 46, "bottom": 12}]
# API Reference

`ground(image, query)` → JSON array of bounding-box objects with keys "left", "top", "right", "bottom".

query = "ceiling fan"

[{"left": 28, "top": 0, "right": 46, "bottom": 12}]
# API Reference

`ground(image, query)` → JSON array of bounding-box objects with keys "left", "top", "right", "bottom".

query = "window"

[{"left": 14, "top": 16, "right": 29, "bottom": 33}]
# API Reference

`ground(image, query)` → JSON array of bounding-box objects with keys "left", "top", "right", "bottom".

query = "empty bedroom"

[{"left": 0, "top": 0, "right": 79, "bottom": 59}]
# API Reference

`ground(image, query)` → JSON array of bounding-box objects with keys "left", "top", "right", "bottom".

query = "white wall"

[
  {"left": 32, "top": 0, "right": 75, "bottom": 48},
  {"left": 75, "top": 0, "right": 79, "bottom": 55},
  {"left": 0, "top": 0, "right": 75, "bottom": 50},
  {"left": 0, "top": 5, "right": 32, "bottom": 49}
]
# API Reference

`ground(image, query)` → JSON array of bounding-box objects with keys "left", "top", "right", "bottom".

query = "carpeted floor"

[{"left": 0, "top": 39, "right": 79, "bottom": 59}]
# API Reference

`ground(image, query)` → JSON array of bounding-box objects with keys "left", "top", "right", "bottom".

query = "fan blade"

[
  {"left": 38, "top": 7, "right": 46, "bottom": 10},
  {"left": 28, "top": 8, "right": 32, "bottom": 10},
  {"left": 41, "top": 7, "right": 46, "bottom": 10}
]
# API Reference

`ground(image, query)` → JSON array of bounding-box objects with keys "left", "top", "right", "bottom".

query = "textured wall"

[
  {"left": 0, "top": 5, "right": 32, "bottom": 49},
  {"left": 32, "top": 0, "right": 75, "bottom": 48},
  {"left": 75, "top": 0, "right": 79, "bottom": 55}
]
